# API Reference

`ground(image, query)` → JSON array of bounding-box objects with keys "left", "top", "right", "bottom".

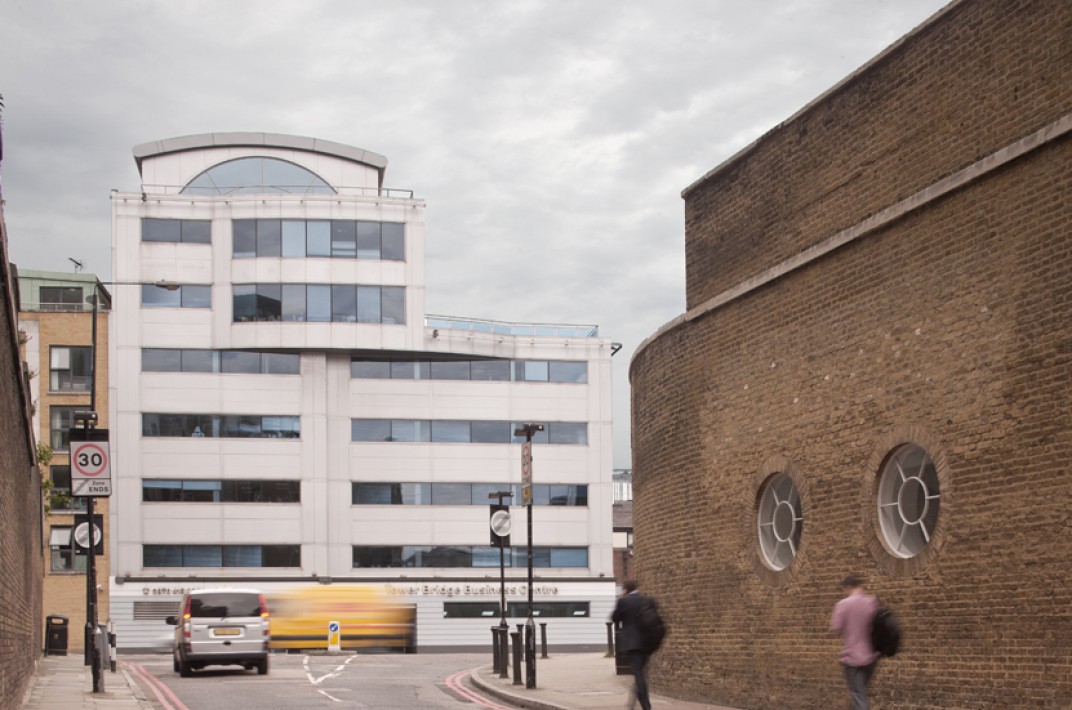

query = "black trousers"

[{"left": 629, "top": 650, "right": 651, "bottom": 710}]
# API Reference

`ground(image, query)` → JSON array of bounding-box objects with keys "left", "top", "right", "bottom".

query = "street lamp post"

[
  {"left": 514, "top": 422, "right": 543, "bottom": 690},
  {"left": 489, "top": 490, "right": 512, "bottom": 677}
]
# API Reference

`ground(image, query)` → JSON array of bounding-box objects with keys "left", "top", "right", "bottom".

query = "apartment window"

[
  {"left": 141, "top": 284, "right": 211, "bottom": 308},
  {"left": 50, "top": 406, "right": 81, "bottom": 452},
  {"left": 350, "top": 358, "right": 586, "bottom": 383},
  {"left": 141, "top": 414, "right": 300, "bottom": 439},
  {"left": 49, "top": 527, "right": 87, "bottom": 572},
  {"left": 234, "top": 284, "right": 404, "bottom": 324},
  {"left": 878, "top": 444, "right": 940, "bottom": 558},
  {"left": 39, "top": 286, "right": 83, "bottom": 312},
  {"left": 143, "top": 544, "right": 300, "bottom": 568},
  {"left": 234, "top": 219, "right": 403, "bottom": 260},
  {"left": 49, "top": 466, "right": 86, "bottom": 511},
  {"left": 352, "top": 482, "right": 587, "bottom": 507},
  {"left": 141, "top": 218, "right": 211, "bottom": 244},
  {"left": 50, "top": 346, "right": 92, "bottom": 392},
  {"left": 352, "top": 546, "right": 588, "bottom": 569},
  {"left": 351, "top": 419, "right": 587, "bottom": 445}
]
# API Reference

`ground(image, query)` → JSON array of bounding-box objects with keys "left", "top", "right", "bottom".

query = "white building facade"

[{"left": 108, "top": 133, "right": 617, "bottom": 652}]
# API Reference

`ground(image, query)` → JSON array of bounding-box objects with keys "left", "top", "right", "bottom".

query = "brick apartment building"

[
  {"left": 0, "top": 212, "right": 45, "bottom": 700},
  {"left": 17, "top": 271, "right": 111, "bottom": 655},
  {"left": 630, "top": 1, "right": 1071, "bottom": 708}
]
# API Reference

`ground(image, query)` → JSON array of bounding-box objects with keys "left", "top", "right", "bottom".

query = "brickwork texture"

[
  {"left": 0, "top": 210, "right": 45, "bottom": 706},
  {"left": 630, "top": 1, "right": 1072, "bottom": 708}
]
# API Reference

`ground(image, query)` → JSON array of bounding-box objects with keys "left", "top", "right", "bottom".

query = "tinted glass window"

[
  {"left": 307, "top": 285, "right": 331, "bottom": 322},
  {"left": 142, "top": 219, "right": 181, "bottom": 242},
  {"left": 381, "top": 223, "right": 404, "bottom": 261},
  {"left": 181, "top": 350, "right": 216, "bottom": 373},
  {"left": 430, "top": 361, "right": 470, "bottom": 380},
  {"left": 357, "top": 221, "right": 380, "bottom": 259},
  {"left": 471, "top": 360, "right": 511, "bottom": 381},
  {"left": 263, "top": 354, "right": 300, "bottom": 374},
  {"left": 519, "top": 361, "right": 549, "bottom": 382},
  {"left": 391, "top": 420, "right": 430, "bottom": 442},
  {"left": 352, "top": 419, "right": 391, "bottom": 442},
  {"left": 233, "top": 220, "right": 256, "bottom": 258},
  {"left": 281, "top": 221, "right": 306, "bottom": 257},
  {"left": 351, "top": 360, "right": 391, "bottom": 379},
  {"left": 432, "top": 421, "right": 470, "bottom": 443},
  {"left": 357, "top": 286, "right": 380, "bottom": 323},
  {"left": 332, "top": 285, "right": 357, "bottom": 322},
  {"left": 331, "top": 221, "right": 356, "bottom": 258},
  {"left": 549, "top": 361, "right": 587, "bottom": 383},
  {"left": 307, "top": 222, "right": 331, "bottom": 257},
  {"left": 181, "top": 285, "right": 212, "bottom": 308},
  {"left": 188, "top": 592, "right": 263, "bottom": 618},
  {"left": 471, "top": 421, "right": 512, "bottom": 443},
  {"left": 142, "top": 349, "right": 182, "bottom": 372},
  {"left": 221, "top": 351, "right": 261, "bottom": 373},
  {"left": 255, "top": 284, "right": 281, "bottom": 320},
  {"left": 233, "top": 285, "right": 256, "bottom": 321},
  {"left": 257, "top": 220, "right": 282, "bottom": 257},
  {"left": 381, "top": 286, "right": 405, "bottom": 324},
  {"left": 281, "top": 285, "right": 306, "bottom": 322},
  {"left": 549, "top": 422, "right": 588, "bottom": 445},
  {"left": 182, "top": 220, "right": 212, "bottom": 244},
  {"left": 142, "top": 284, "right": 181, "bottom": 307}
]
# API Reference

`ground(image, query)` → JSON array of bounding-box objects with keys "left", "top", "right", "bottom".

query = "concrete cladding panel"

[
  {"left": 631, "top": 1, "right": 1072, "bottom": 707},
  {"left": 682, "top": 0, "right": 1072, "bottom": 310}
]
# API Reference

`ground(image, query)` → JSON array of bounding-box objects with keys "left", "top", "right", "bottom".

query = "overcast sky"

[{"left": 1, "top": 0, "right": 949, "bottom": 467}]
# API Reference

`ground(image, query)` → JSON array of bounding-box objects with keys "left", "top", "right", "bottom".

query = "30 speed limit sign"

[{"left": 71, "top": 440, "right": 112, "bottom": 496}]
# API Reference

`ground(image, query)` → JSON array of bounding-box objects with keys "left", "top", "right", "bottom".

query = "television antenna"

[{"left": 68, "top": 257, "right": 85, "bottom": 273}]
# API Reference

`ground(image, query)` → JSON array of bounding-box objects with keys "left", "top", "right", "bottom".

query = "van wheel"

[
  {"left": 257, "top": 657, "right": 269, "bottom": 675},
  {"left": 179, "top": 660, "right": 192, "bottom": 678}
]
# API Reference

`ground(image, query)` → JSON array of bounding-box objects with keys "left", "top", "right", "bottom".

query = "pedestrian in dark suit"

[{"left": 612, "top": 580, "right": 652, "bottom": 710}]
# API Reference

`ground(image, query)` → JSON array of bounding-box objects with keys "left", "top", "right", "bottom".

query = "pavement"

[
  {"left": 470, "top": 652, "right": 743, "bottom": 710},
  {"left": 20, "top": 654, "right": 154, "bottom": 709},
  {"left": 20, "top": 650, "right": 741, "bottom": 710}
]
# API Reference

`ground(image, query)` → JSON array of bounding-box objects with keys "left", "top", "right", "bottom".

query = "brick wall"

[
  {"left": 0, "top": 212, "right": 45, "bottom": 705},
  {"left": 630, "top": 1, "right": 1072, "bottom": 708}
]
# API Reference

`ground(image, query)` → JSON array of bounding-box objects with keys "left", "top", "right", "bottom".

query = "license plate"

[{"left": 214, "top": 628, "right": 241, "bottom": 636}]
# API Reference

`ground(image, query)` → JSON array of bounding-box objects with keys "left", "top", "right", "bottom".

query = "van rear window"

[{"left": 189, "top": 593, "right": 261, "bottom": 618}]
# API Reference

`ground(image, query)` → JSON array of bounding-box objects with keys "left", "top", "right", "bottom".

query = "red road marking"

[
  {"left": 444, "top": 667, "right": 519, "bottom": 709},
  {"left": 122, "top": 660, "right": 192, "bottom": 710}
]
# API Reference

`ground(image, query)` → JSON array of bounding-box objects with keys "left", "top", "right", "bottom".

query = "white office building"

[{"left": 108, "top": 133, "right": 617, "bottom": 652}]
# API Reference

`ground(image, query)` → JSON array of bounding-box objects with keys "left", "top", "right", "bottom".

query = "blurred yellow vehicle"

[{"left": 267, "top": 585, "right": 416, "bottom": 653}]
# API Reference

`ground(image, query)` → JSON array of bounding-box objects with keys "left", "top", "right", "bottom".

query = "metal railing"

[
  {"left": 133, "top": 184, "right": 417, "bottom": 200},
  {"left": 20, "top": 302, "right": 111, "bottom": 313},
  {"left": 426, "top": 315, "right": 599, "bottom": 338}
]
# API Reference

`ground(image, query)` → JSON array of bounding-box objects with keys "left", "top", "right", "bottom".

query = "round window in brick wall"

[
  {"left": 877, "top": 444, "right": 940, "bottom": 558},
  {"left": 757, "top": 472, "right": 803, "bottom": 571}
]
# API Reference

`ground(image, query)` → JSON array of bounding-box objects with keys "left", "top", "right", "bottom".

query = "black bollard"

[
  {"left": 539, "top": 622, "right": 548, "bottom": 659},
  {"left": 511, "top": 631, "right": 522, "bottom": 686},
  {"left": 605, "top": 621, "right": 615, "bottom": 657},
  {"left": 499, "top": 626, "right": 510, "bottom": 679},
  {"left": 525, "top": 619, "right": 537, "bottom": 689},
  {"left": 492, "top": 627, "right": 501, "bottom": 673}
]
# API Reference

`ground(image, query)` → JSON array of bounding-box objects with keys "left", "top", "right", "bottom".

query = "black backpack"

[
  {"left": 636, "top": 596, "right": 667, "bottom": 653},
  {"left": 870, "top": 604, "right": 901, "bottom": 658}
]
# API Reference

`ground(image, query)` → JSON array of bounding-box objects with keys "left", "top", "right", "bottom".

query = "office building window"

[
  {"left": 141, "top": 284, "right": 211, "bottom": 308},
  {"left": 50, "top": 406, "right": 81, "bottom": 452},
  {"left": 352, "top": 420, "right": 587, "bottom": 445},
  {"left": 143, "top": 479, "right": 300, "bottom": 503},
  {"left": 49, "top": 527, "right": 87, "bottom": 572},
  {"left": 49, "top": 346, "right": 93, "bottom": 392},
  {"left": 143, "top": 544, "right": 301, "bottom": 568},
  {"left": 141, "top": 413, "right": 300, "bottom": 439},
  {"left": 141, "top": 218, "right": 211, "bottom": 244},
  {"left": 351, "top": 358, "right": 586, "bottom": 383},
  {"left": 233, "top": 219, "right": 403, "bottom": 260},
  {"left": 182, "top": 157, "right": 335, "bottom": 196},
  {"left": 234, "top": 284, "right": 404, "bottom": 324},
  {"left": 352, "top": 482, "right": 586, "bottom": 506},
  {"left": 352, "top": 546, "right": 588, "bottom": 569},
  {"left": 141, "top": 349, "right": 298, "bottom": 374}
]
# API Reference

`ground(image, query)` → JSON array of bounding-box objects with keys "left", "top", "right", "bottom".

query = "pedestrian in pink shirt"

[{"left": 830, "top": 576, "right": 880, "bottom": 710}]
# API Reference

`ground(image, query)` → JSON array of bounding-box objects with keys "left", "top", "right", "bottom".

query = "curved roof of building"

[{"left": 132, "top": 132, "right": 388, "bottom": 178}]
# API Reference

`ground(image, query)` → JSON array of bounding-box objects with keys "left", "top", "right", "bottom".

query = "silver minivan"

[{"left": 166, "top": 588, "right": 270, "bottom": 676}]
